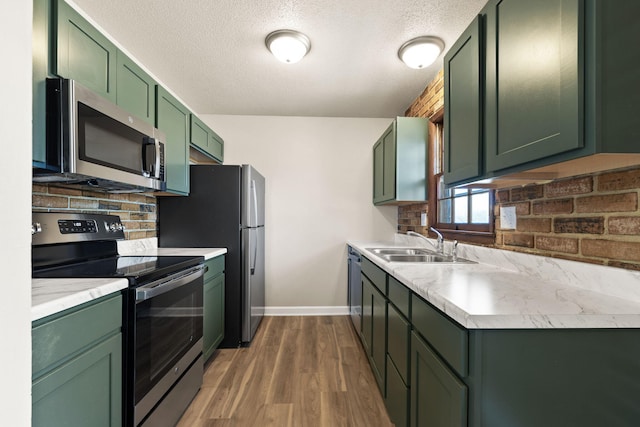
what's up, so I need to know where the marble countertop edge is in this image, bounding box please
[348,239,640,330]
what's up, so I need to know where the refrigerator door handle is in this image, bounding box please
[251,179,258,227]
[251,229,257,275]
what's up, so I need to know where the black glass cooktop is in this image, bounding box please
[32,255,203,285]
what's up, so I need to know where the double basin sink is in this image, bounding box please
[366,247,476,264]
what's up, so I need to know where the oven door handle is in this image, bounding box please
[135,265,205,302]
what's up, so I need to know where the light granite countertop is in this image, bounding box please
[32,238,227,321]
[349,235,640,329]
[117,237,227,260]
[32,278,128,322]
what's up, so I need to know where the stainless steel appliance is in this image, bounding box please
[32,212,204,427]
[33,78,166,193]
[347,246,362,332]
[158,164,266,347]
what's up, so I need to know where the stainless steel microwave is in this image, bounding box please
[33,78,166,192]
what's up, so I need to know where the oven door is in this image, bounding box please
[133,264,204,425]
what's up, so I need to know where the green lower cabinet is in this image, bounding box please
[156,85,190,195]
[386,355,409,427]
[361,275,386,394]
[410,331,467,427]
[203,256,225,361]
[32,293,122,427]
[32,333,122,427]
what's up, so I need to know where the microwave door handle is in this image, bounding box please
[141,137,154,177]
[135,265,205,302]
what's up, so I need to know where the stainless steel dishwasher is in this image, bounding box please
[347,246,362,333]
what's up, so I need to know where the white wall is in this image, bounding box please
[202,115,397,311]
[0,1,33,425]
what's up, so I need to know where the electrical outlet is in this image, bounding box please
[420,212,427,227]
[500,206,517,229]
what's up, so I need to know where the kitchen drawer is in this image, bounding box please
[387,302,410,385]
[32,293,122,378]
[411,294,468,377]
[362,256,386,293]
[204,255,225,282]
[388,276,410,318]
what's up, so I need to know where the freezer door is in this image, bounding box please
[241,165,265,228]
[242,226,265,342]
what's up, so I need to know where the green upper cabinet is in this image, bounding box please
[190,114,224,163]
[484,0,582,173]
[373,117,428,205]
[443,15,483,186]
[156,86,190,195]
[33,0,51,168]
[116,50,156,125]
[53,0,117,102]
[445,0,640,187]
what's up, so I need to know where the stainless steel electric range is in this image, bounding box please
[32,212,205,427]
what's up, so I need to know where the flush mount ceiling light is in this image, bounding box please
[398,36,445,69]
[265,29,311,64]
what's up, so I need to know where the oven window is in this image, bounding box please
[134,277,203,402]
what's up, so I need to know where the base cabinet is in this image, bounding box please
[203,255,225,361]
[32,293,122,427]
[410,331,467,427]
[361,275,386,394]
[355,254,640,427]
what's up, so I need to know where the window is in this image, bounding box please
[428,117,494,241]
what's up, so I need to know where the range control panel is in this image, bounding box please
[58,219,98,234]
[32,212,125,245]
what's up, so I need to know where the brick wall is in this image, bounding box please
[401,70,640,271]
[32,183,157,239]
[496,168,640,270]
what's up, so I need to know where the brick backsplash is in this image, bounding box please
[400,70,640,271]
[495,167,640,270]
[32,183,157,240]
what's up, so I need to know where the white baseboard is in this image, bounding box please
[264,306,349,316]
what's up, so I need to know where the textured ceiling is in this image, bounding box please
[70,0,485,118]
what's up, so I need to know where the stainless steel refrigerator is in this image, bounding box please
[158,164,265,347]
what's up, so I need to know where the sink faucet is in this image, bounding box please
[407,227,445,254]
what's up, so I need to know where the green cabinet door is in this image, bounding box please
[32,294,122,427]
[386,355,409,427]
[190,114,224,163]
[386,303,410,427]
[371,282,387,394]
[373,118,427,205]
[444,15,483,186]
[156,86,190,195]
[33,0,51,168]
[32,333,122,427]
[361,276,374,355]
[203,255,225,361]
[116,50,156,125]
[484,0,582,173]
[54,0,117,102]
[410,331,467,427]
[373,138,385,202]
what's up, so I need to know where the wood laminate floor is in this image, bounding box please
[177,316,394,427]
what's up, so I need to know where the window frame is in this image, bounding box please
[427,111,495,245]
